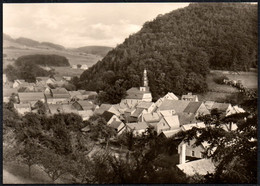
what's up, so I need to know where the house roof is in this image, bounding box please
[95,104,112,115]
[161,129,181,138]
[62,104,78,114]
[78,90,97,96]
[78,110,94,117]
[125,87,150,99]
[132,108,145,118]
[143,113,161,123]
[14,103,31,109]
[136,101,153,109]
[164,92,179,100]
[181,122,206,131]
[109,120,124,129]
[102,111,115,122]
[48,104,63,114]
[126,122,148,131]
[75,100,94,110]
[204,101,215,110]
[181,93,198,101]
[211,102,230,112]
[3,88,18,97]
[68,91,82,97]
[36,76,50,81]
[51,88,70,98]
[18,92,45,103]
[159,100,190,113]
[177,158,215,176]
[178,113,196,125]
[183,102,203,114]
[163,115,180,129]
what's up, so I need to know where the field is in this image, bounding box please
[54,66,85,77]
[198,70,257,102]
[3,47,102,69]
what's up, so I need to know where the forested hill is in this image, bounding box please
[79,3,257,101]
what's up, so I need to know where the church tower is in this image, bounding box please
[143,69,148,87]
[140,69,149,92]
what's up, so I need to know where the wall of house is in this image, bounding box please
[108,115,121,125]
[197,103,210,116]
[178,139,205,159]
[156,119,170,134]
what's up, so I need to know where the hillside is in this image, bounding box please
[79,3,257,101]
[71,46,113,57]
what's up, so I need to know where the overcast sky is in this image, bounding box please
[3,3,189,48]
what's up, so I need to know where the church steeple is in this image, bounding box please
[143,68,148,87]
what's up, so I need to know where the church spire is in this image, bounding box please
[143,68,148,87]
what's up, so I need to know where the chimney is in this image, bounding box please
[179,143,186,164]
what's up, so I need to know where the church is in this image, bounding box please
[122,69,152,104]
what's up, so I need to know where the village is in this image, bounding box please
[2,68,247,177]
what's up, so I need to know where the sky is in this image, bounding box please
[3,3,189,48]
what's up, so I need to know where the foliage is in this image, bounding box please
[78,3,257,102]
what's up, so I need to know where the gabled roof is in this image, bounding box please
[48,104,63,114]
[181,93,198,101]
[132,108,145,118]
[136,101,153,109]
[62,104,78,114]
[95,104,113,115]
[102,111,115,122]
[177,158,215,176]
[143,113,161,123]
[159,100,190,113]
[126,122,148,130]
[211,102,231,112]
[75,100,94,110]
[109,120,124,129]
[161,129,181,138]
[181,122,206,131]
[204,101,215,110]
[18,92,45,103]
[51,88,70,98]
[183,102,203,114]
[78,110,94,118]
[125,87,150,99]
[178,112,196,125]
[164,92,179,100]
[163,115,180,129]
[68,91,82,97]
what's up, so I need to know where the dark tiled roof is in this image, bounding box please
[18,92,45,103]
[183,102,203,114]
[159,100,190,113]
[102,111,115,122]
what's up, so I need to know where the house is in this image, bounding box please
[119,99,138,109]
[48,104,63,115]
[18,92,45,104]
[210,102,233,116]
[124,69,152,102]
[69,91,83,101]
[61,104,79,114]
[183,102,210,117]
[163,92,179,100]
[131,108,148,122]
[226,105,245,116]
[177,158,215,176]
[142,113,161,123]
[81,64,88,70]
[36,77,56,85]
[78,110,94,121]
[178,112,197,126]
[151,115,180,135]
[157,99,190,114]
[126,122,149,137]
[14,103,31,115]
[63,76,72,81]
[157,110,176,117]
[3,87,18,103]
[72,100,95,111]
[124,107,137,123]
[47,88,70,104]
[181,93,198,102]
[177,139,216,176]
[72,65,77,69]
[78,90,98,100]
[13,79,25,88]
[181,122,206,131]
[160,129,182,138]
[136,101,156,113]
[95,104,121,116]
[109,120,126,135]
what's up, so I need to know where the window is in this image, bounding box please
[192,151,195,157]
